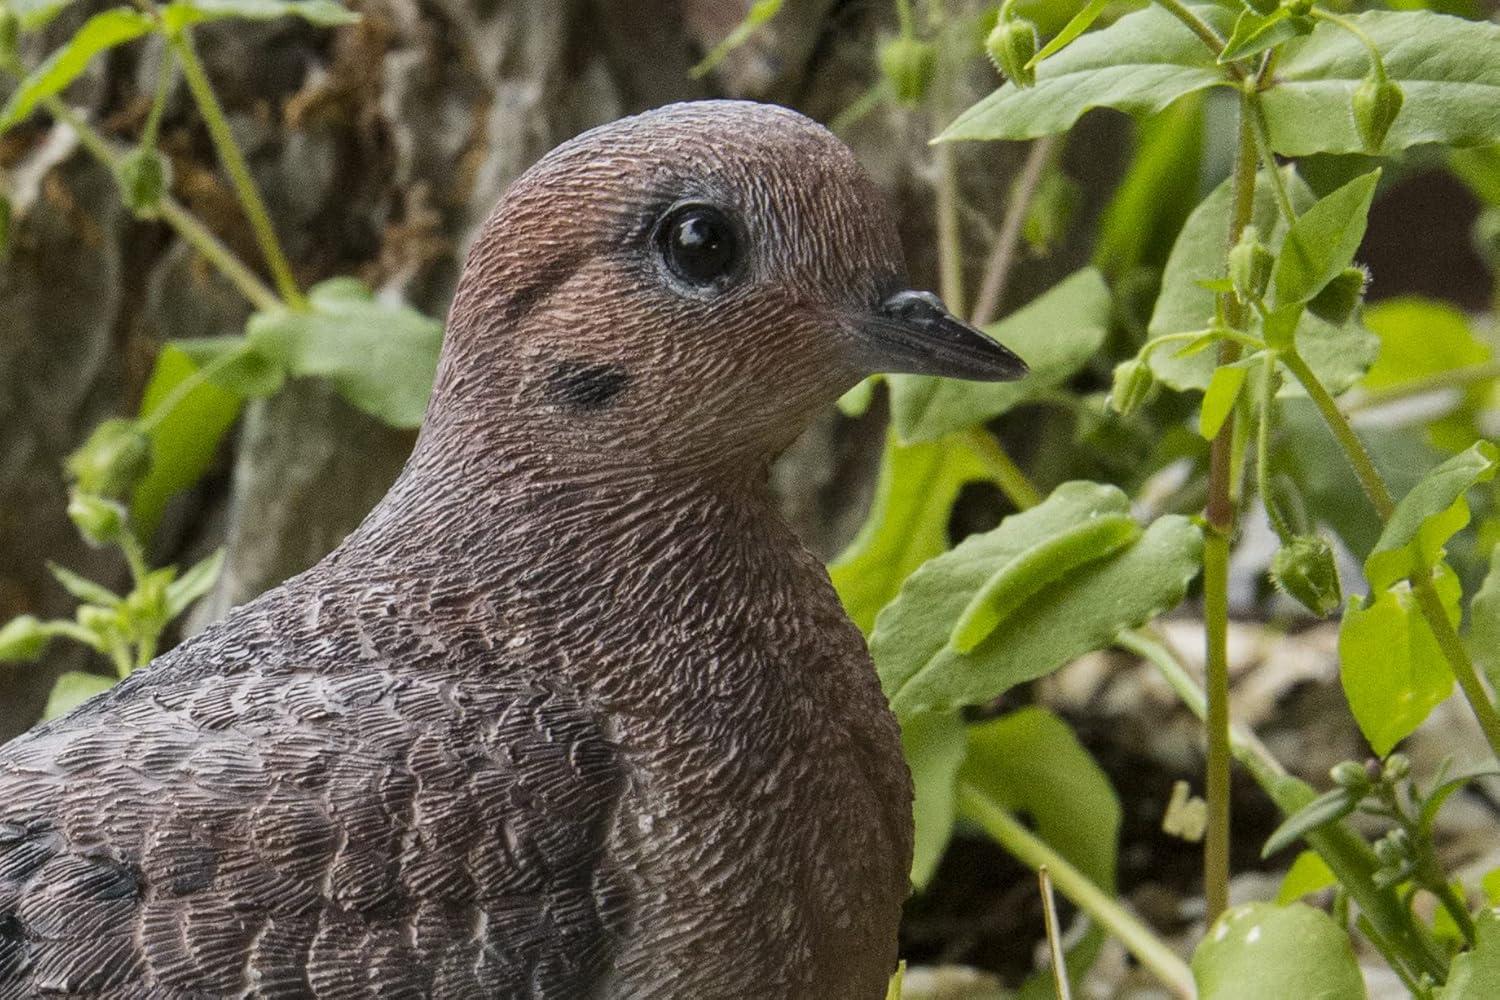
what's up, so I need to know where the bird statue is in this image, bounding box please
[0,100,1025,999]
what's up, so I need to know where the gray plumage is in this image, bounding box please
[0,100,1023,999]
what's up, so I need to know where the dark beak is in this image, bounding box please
[852,290,1028,382]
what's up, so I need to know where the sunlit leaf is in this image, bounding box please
[165,549,224,619]
[1365,441,1497,591]
[1277,850,1337,903]
[1273,170,1380,308]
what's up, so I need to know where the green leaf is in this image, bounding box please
[1467,547,1500,691]
[829,432,990,634]
[1364,298,1491,391]
[1192,902,1365,1000]
[939,5,1230,143]
[173,337,287,398]
[1262,11,1500,156]
[1273,170,1381,308]
[1277,850,1337,903]
[948,512,1139,653]
[1442,910,1500,1000]
[7,0,80,31]
[1093,96,1205,278]
[1029,0,1111,67]
[1261,786,1360,858]
[132,345,244,540]
[246,278,443,428]
[0,615,51,662]
[960,707,1120,997]
[1149,170,1377,394]
[903,712,967,890]
[0,9,154,129]
[875,481,1202,718]
[885,962,904,1000]
[1219,8,1308,65]
[164,549,224,619]
[42,670,116,720]
[1365,441,1498,591]
[161,0,358,31]
[1339,567,1461,756]
[889,269,1110,443]
[47,563,121,608]
[1198,362,1249,440]
[688,0,781,78]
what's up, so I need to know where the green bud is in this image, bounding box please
[986,18,1038,88]
[1352,75,1404,154]
[1243,0,1278,14]
[1271,534,1342,617]
[117,148,172,217]
[1382,753,1411,782]
[125,568,172,632]
[67,493,128,547]
[1329,761,1369,790]
[1307,265,1368,325]
[1283,0,1313,16]
[1228,224,1274,306]
[1373,834,1402,868]
[879,36,937,105]
[0,615,51,663]
[1108,357,1156,415]
[66,418,151,501]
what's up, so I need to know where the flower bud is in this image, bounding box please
[986,18,1038,88]
[1243,0,1278,14]
[0,615,50,663]
[1271,534,1342,617]
[1108,357,1156,415]
[117,148,172,217]
[1307,265,1368,325]
[1329,761,1369,790]
[67,493,127,547]
[1352,75,1403,154]
[1228,225,1274,306]
[879,36,937,105]
[1283,0,1313,16]
[1382,753,1411,782]
[66,418,151,501]
[1373,832,1403,867]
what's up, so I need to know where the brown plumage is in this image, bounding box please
[0,101,1023,998]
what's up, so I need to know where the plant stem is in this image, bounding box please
[1279,347,1393,518]
[1151,0,1231,63]
[1037,867,1073,1000]
[957,783,1196,999]
[934,139,965,314]
[1119,628,1450,984]
[965,427,1042,509]
[170,28,306,309]
[1245,95,1297,225]
[1255,355,1294,542]
[41,96,282,311]
[1411,576,1500,757]
[140,47,176,152]
[971,135,1059,326]
[1310,9,1388,81]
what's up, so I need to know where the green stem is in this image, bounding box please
[1255,354,1294,542]
[41,95,282,311]
[1279,347,1394,518]
[1411,575,1500,759]
[965,427,1042,509]
[118,531,151,587]
[140,48,175,152]
[934,139,965,315]
[1119,628,1450,984]
[957,783,1196,999]
[1037,868,1074,1000]
[1151,0,1234,67]
[170,28,306,309]
[1429,873,1477,947]
[41,620,107,653]
[1245,94,1297,225]
[1358,916,1430,998]
[971,135,1060,326]
[1311,9,1388,82]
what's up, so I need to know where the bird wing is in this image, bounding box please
[0,661,625,999]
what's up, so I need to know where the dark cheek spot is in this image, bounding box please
[544,361,630,411]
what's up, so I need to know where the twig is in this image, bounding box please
[971,135,1059,327]
[1038,866,1073,1000]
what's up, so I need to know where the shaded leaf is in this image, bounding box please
[1029,0,1111,67]
[43,671,116,720]
[8,0,79,31]
[1192,902,1365,1000]
[889,269,1110,443]
[0,9,154,129]
[940,5,1230,142]
[1468,547,1500,690]
[1273,170,1381,308]
[1263,11,1500,156]
[829,432,989,634]
[1219,8,1308,65]
[875,482,1202,717]
[1339,567,1461,756]
[1093,96,1205,278]
[132,345,244,540]
[902,712,966,890]
[1365,441,1498,591]
[173,337,287,398]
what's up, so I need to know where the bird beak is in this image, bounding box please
[851,290,1028,382]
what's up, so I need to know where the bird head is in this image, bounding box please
[428,100,1026,474]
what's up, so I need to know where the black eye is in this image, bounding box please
[655,204,741,288]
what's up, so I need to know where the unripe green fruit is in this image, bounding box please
[986,18,1037,88]
[1271,534,1342,617]
[118,148,172,217]
[1108,357,1156,415]
[1228,224,1274,306]
[1352,75,1404,154]
[879,36,937,105]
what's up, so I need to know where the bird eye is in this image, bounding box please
[654,204,741,289]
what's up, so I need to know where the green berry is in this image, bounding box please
[986,18,1038,88]
[1271,534,1342,618]
[879,36,937,105]
[1352,75,1404,154]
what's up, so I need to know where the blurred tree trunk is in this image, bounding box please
[0,0,1053,738]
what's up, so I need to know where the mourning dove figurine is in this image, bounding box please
[0,101,1025,999]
